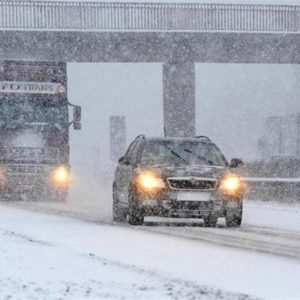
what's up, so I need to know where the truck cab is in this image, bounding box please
[0,61,81,201]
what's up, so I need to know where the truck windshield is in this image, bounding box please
[0,96,67,130]
[140,140,227,167]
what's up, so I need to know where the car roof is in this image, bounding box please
[144,136,212,143]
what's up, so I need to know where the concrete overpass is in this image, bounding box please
[1,1,300,136]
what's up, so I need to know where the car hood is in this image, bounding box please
[137,164,227,179]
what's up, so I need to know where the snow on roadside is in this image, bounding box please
[0,205,299,299]
[0,228,254,300]
[244,200,300,231]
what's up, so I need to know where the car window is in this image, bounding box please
[129,140,143,164]
[140,140,227,166]
[123,139,143,164]
[123,140,138,163]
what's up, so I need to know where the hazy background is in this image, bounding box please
[68,63,300,178]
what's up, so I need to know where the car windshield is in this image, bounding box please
[140,140,227,166]
[0,96,67,130]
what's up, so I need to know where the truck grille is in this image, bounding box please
[168,177,217,190]
[4,164,45,174]
[9,174,40,185]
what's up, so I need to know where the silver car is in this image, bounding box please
[112,135,245,227]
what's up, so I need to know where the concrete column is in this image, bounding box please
[163,62,195,137]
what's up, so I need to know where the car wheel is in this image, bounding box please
[203,216,218,227]
[127,188,144,225]
[225,203,242,227]
[112,183,127,222]
[225,200,243,228]
[225,213,242,227]
[113,202,127,223]
[128,206,144,225]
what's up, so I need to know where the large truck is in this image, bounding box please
[0,61,81,201]
[258,113,300,160]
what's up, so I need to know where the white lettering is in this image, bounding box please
[0,81,64,95]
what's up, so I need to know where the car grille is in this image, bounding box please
[168,177,217,190]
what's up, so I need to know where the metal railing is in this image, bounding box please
[1,1,300,32]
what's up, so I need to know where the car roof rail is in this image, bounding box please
[195,135,211,142]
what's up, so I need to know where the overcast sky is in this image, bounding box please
[67,63,300,178]
[58,0,300,176]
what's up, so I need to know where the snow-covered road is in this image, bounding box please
[1,191,300,299]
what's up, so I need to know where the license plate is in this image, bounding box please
[177,192,211,202]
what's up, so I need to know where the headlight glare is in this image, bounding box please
[137,172,166,190]
[51,165,70,186]
[220,174,243,195]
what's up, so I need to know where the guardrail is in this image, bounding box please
[1,1,300,32]
[244,177,300,183]
[244,177,300,201]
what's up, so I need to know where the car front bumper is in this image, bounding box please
[134,190,242,219]
[140,199,224,218]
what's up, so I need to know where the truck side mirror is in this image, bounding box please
[73,106,82,130]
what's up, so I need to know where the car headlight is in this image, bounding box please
[220,174,243,195]
[137,172,166,190]
[51,165,70,186]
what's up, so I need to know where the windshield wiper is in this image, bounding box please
[162,144,189,164]
[183,148,215,165]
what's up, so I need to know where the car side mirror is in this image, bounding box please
[73,105,82,130]
[230,158,243,168]
[118,156,130,165]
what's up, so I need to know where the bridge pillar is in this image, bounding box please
[163,62,195,137]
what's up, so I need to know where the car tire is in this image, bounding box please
[128,188,144,225]
[128,206,144,225]
[225,203,243,227]
[225,213,242,227]
[203,216,218,227]
[113,202,127,223]
[225,200,243,228]
[112,183,127,223]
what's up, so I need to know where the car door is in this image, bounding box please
[115,140,139,205]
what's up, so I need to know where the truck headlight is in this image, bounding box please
[220,174,243,195]
[51,165,70,186]
[0,169,5,185]
[137,172,166,190]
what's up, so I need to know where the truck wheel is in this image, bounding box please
[225,212,242,227]
[45,190,67,201]
[203,216,218,227]
[56,191,68,201]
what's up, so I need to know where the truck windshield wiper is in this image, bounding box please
[183,148,214,165]
[162,144,189,164]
